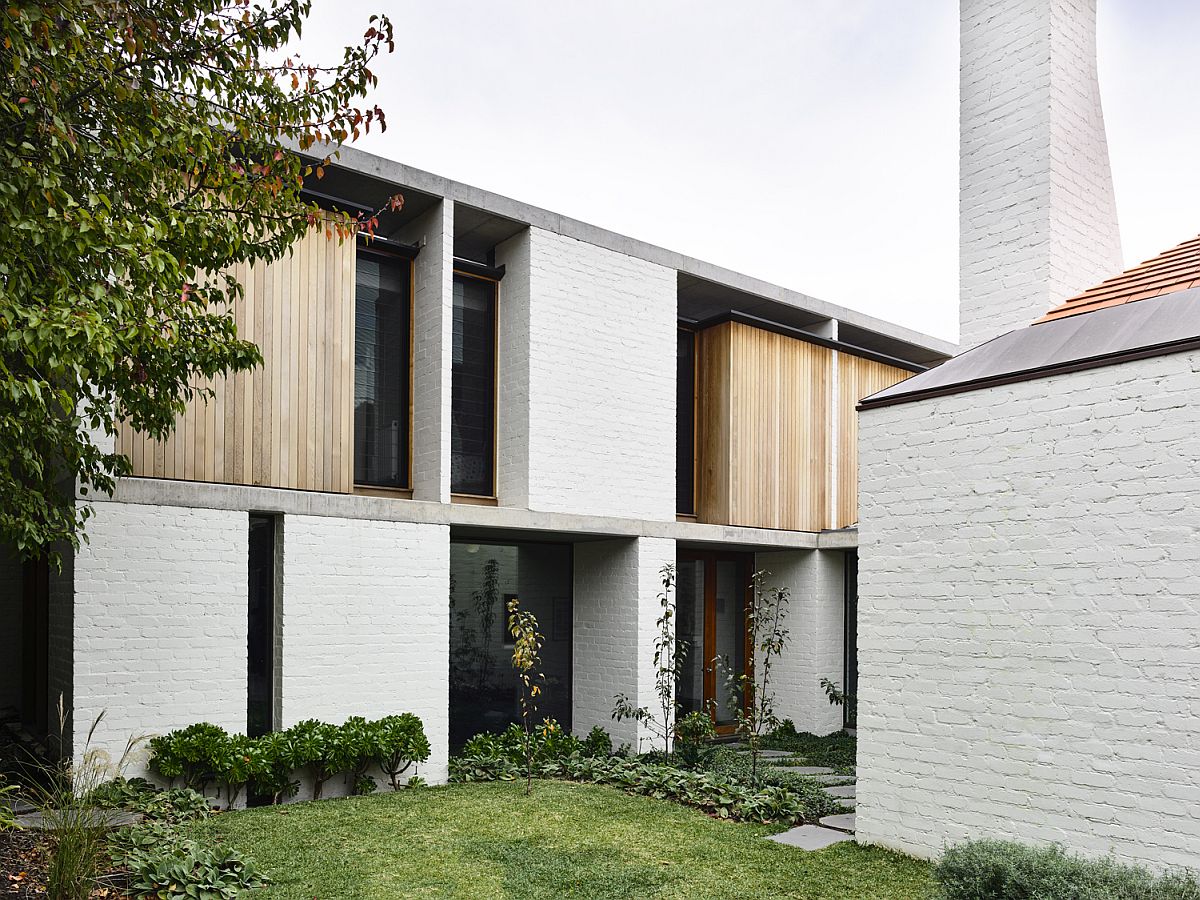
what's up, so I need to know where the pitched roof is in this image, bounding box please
[1037,234,1200,324]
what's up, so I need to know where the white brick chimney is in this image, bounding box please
[959,0,1122,349]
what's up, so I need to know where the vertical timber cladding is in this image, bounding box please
[117,228,356,492]
[697,321,831,531]
[835,354,911,528]
[696,320,912,531]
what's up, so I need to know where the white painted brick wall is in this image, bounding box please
[280,515,450,784]
[573,537,675,751]
[495,229,532,508]
[757,550,845,736]
[406,200,453,503]
[857,350,1200,871]
[960,0,1122,349]
[0,545,22,714]
[521,228,677,520]
[71,502,247,774]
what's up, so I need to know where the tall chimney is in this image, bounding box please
[959,0,1122,349]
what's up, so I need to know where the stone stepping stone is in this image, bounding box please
[839,797,857,809]
[819,813,856,834]
[825,784,856,799]
[745,749,794,759]
[766,824,853,850]
[773,766,836,776]
[15,809,142,830]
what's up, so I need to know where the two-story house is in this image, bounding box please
[1,147,952,782]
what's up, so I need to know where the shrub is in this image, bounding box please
[111,821,268,899]
[373,713,432,791]
[935,839,1200,900]
[673,711,717,769]
[148,723,230,793]
[582,726,612,758]
[286,719,341,799]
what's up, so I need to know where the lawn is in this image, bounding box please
[189,780,932,900]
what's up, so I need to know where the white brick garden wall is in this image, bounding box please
[573,537,676,751]
[757,549,845,736]
[519,227,677,521]
[856,350,1200,871]
[70,502,248,774]
[280,515,451,784]
[959,0,1122,349]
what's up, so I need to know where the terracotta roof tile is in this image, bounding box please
[1037,235,1200,323]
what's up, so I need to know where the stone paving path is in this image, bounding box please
[727,747,857,850]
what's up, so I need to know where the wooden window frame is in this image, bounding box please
[352,239,416,493]
[450,269,500,502]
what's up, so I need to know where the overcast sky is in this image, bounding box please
[295,1,1200,344]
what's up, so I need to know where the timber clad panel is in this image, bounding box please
[695,321,908,531]
[836,354,910,527]
[697,322,831,531]
[117,229,355,493]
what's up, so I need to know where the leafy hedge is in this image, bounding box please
[936,840,1200,900]
[149,714,430,807]
[450,722,825,826]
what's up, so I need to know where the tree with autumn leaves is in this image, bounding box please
[0,1,398,561]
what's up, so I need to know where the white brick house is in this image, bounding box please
[855,0,1200,871]
[0,147,951,784]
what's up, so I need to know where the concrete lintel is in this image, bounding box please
[103,478,824,550]
[324,145,956,361]
[817,528,859,550]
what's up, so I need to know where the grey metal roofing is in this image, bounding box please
[859,287,1200,409]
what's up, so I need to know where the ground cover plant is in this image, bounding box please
[935,839,1200,900]
[762,720,857,774]
[189,779,934,900]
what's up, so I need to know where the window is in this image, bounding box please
[449,541,572,748]
[677,328,697,514]
[451,273,497,496]
[354,246,411,488]
[247,515,277,739]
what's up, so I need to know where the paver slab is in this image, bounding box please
[766,825,853,850]
[825,784,856,799]
[773,766,836,776]
[818,813,856,834]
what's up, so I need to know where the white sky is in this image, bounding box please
[295,0,1200,344]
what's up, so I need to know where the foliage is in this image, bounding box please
[0,776,18,832]
[26,701,146,900]
[935,839,1200,900]
[89,777,212,823]
[111,821,268,900]
[191,780,934,900]
[820,677,857,726]
[761,720,857,774]
[507,596,546,796]
[372,714,431,792]
[612,564,686,754]
[149,712,432,805]
[720,570,790,785]
[0,0,399,561]
[673,711,717,769]
[582,725,613,758]
[450,720,608,781]
[705,748,842,821]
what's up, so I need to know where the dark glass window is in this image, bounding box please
[354,247,411,487]
[247,515,276,739]
[449,541,572,749]
[451,274,497,496]
[677,329,696,514]
[844,551,858,730]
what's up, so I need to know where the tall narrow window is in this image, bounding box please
[676,328,697,514]
[247,515,276,738]
[451,273,497,496]
[354,246,411,488]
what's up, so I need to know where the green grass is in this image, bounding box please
[188,780,932,900]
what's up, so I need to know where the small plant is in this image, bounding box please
[287,719,341,800]
[507,596,547,796]
[373,714,432,791]
[111,821,269,899]
[353,774,378,795]
[673,710,717,769]
[612,564,686,753]
[820,677,857,726]
[582,725,612,758]
[0,776,18,832]
[246,731,299,804]
[406,775,427,789]
[720,570,790,785]
[148,722,230,794]
[89,778,212,823]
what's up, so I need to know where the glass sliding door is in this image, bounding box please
[675,550,752,731]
